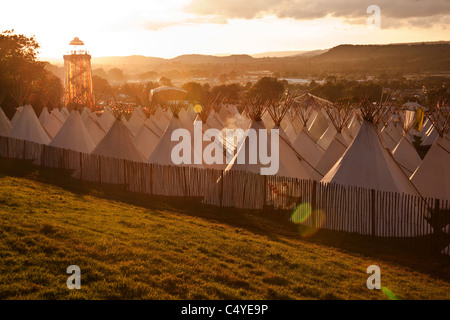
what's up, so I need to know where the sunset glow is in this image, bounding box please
[1,0,449,59]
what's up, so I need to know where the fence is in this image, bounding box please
[0,135,448,256]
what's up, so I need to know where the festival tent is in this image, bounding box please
[411,136,450,201]
[416,118,431,139]
[147,115,204,167]
[280,117,298,143]
[10,106,23,127]
[422,125,439,145]
[184,103,198,123]
[148,88,204,167]
[379,126,398,150]
[151,86,186,131]
[280,106,303,143]
[291,94,325,167]
[317,125,337,150]
[410,104,450,201]
[392,108,422,176]
[133,120,161,159]
[308,112,330,142]
[315,132,348,176]
[307,98,330,143]
[152,109,171,132]
[92,119,145,162]
[145,115,165,136]
[392,137,422,176]
[43,109,65,139]
[8,105,50,144]
[120,116,134,136]
[225,119,279,174]
[292,126,325,167]
[315,102,355,176]
[0,107,12,137]
[347,113,362,138]
[98,106,116,132]
[39,107,50,125]
[49,110,96,153]
[266,93,317,179]
[83,112,106,145]
[60,106,70,120]
[321,120,419,195]
[208,110,226,129]
[185,93,232,170]
[225,96,283,175]
[80,107,91,123]
[261,110,275,129]
[128,106,146,136]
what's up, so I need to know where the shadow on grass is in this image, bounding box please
[1,157,449,283]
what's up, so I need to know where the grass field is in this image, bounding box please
[0,158,449,300]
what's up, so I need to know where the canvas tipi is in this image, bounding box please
[0,107,12,137]
[321,98,419,196]
[9,105,50,144]
[410,102,450,201]
[49,110,96,153]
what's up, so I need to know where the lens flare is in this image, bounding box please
[291,202,312,224]
[194,104,202,113]
[382,287,400,300]
[291,203,326,238]
[298,210,326,238]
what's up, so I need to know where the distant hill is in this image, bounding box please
[41,41,450,79]
[292,49,329,58]
[251,50,309,58]
[251,49,328,58]
[171,54,254,64]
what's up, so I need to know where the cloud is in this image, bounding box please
[142,15,228,31]
[184,0,450,28]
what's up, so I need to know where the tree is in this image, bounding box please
[159,76,172,87]
[108,68,124,81]
[182,82,204,102]
[248,77,285,101]
[0,30,62,118]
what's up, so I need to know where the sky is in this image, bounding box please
[1,0,449,59]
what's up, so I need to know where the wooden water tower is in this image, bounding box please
[63,37,94,110]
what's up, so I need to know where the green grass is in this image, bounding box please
[0,158,449,300]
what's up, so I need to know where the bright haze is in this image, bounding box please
[1,0,449,59]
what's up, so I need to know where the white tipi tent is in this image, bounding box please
[321,120,418,195]
[392,109,423,176]
[49,110,96,153]
[128,106,146,136]
[133,120,161,159]
[410,103,450,202]
[39,107,50,125]
[10,106,23,127]
[410,136,450,201]
[266,92,317,180]
[147,112,203,167]
[98,106,116,132]
[315,102,355,176]
[225,96,278,175]
[43,108,65,139]
[92,119,145,162]
[83,112,107,145]
[0,107,12,137]
[9,105,50,144]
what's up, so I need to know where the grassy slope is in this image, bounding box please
[0,158,449,300]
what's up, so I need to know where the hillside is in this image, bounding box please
[0,158,449,299]
[42,41,450,78]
